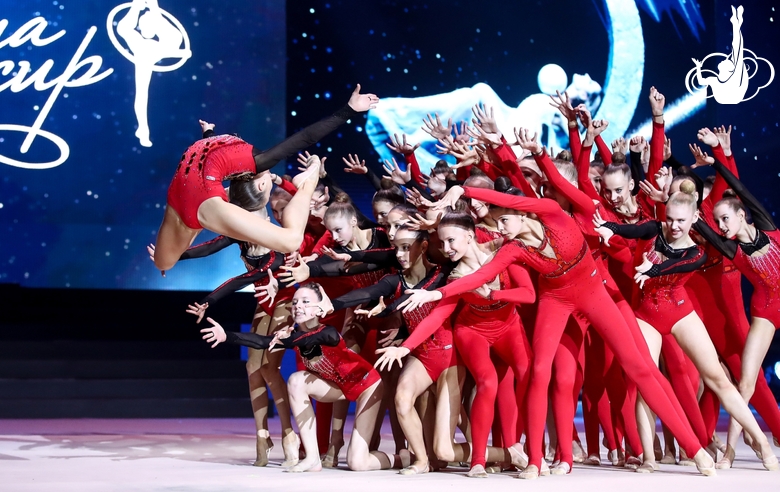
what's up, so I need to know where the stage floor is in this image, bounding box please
[1,417,777,491]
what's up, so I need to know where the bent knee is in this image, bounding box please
[434,442,455,462]
[286,371,308,394]
[346,454,371,472]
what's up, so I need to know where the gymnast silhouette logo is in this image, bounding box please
[685,5,774,104]
[106,0,191,147]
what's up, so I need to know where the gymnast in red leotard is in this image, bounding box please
[692,130,780,466]
[200,283,405,473]
[376,212,533,478]
[594,185,779,472]
[399,185,716,478]
[151,86,379,274]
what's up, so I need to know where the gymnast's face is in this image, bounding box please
[602,173,633,208]
[270,196,289,223]
[589,166,603,194]
[713,202,745,238]
[372,199,395,227]
[325,215,356,247]
[437,225,472,262]
[491,208,525,240]
[386,210,410,241]
[292,288,322,324]
[394,230,426,271]
[665,203,695,240]
[470,197,489,220]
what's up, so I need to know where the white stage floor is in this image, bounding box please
[1,417,777,491]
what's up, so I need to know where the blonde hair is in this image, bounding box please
[667,181,697,211]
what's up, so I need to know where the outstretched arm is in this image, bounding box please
[438,242,525,299]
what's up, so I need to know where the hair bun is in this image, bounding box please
[333,192,352,204]
[679,180,696,195]
[721,188,737,199]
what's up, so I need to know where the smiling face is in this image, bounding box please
[291,287,322,324]
[490,207,525,240]
[602,173,633,208]
[665,202,695,240]
[393,229,426,270]
[372,200,395,227]
[713,202,745,238]
[437,225,472,261]
[324,215,356,246]
[470,197,489,219]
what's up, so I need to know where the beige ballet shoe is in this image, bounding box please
[572,440,585,463]
[715,446,735,469]
[763,454,780,471]
[466,464,489,478]
[659,452,676,465]
[253,432,273,467]
[693,448,717,477]
[485,463,501,474]
[280,433,300,468]
[540,460,551,476]
[285,458,323,473]
[518,464,541,480]
[583,454,601,466]
[624,456,642,469]
[508,444,529,469]
[550,461,571,475]
[399,462,430,475]
[320,439,343,468]
[711,433,727,454]
[635,461,659,473]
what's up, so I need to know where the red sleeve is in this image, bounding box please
[493,141,535,195]
[455,166,471,181]
[278,178,298,196]
[647,122,665,187]
[463,186,564,220]
[438,242,525,299]
[401,297,458,350]
[475,158,502,181]
[568,125,582,163]
[636,193,659,220]
[594,135,612,166]
[576,144,602,201]
[533,149,596,216]
[489,264,535,304]
[405,152,425,185]
[312,231,335,256]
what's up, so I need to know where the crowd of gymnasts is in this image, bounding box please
[148,83,780,478]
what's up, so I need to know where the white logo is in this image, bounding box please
[107,0,191,147]
[685,5,774,104]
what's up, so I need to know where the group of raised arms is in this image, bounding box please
[147,83,780,479]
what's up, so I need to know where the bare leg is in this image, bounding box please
[286,371,345,472]
[246,309,272,466]
[395,357,434,474]
[260,300,298,466]
[635,319,661,473]
[153,205,201,271]
[673,312,778,471]
[347,381,394,471]
[322,400,348,467]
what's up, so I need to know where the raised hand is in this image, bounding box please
[321,246,351,262]
[396,288,443,313]
[374,346,411,371]
[514,127,543,154]
[347,84,380,112]
[589,119,609,138]
[633,252,653,289]
[714,125,732,154]
[198,119,215,133]
[575,104,592,129]
[448,141,481,168]
[342,154,367,174]
[404,187,427,208]
[471,104,499,134]
[663,136,673,161]
[629,135,646,153]
[466,123,501,147]
[407,211,442,231]
[638,178,669,203]
[186,301,209,323]
[268,326,294,350]
[254,275,279,306]
[200,317,227,348]
[383,157,412,185]
[279,253,311,286]
[386,133,421,155]
[592,208,615,247]
[310,185,329,213]
[354,296,386,318]
[611,137,629,155]
[422,113,453,140]
[697,128,719,147]
[453,121,471,144]
[297,151,327,178]
[430,185,465,212]
[427,175,447,198]
[293,156,321,190]
[688,143,715,168]
[548,90,577,122]
[649,86,666,118]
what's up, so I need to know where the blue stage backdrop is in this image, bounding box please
[0,0,285,290]
[2,0,779,291]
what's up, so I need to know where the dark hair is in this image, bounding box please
[469,167,486,177]
[323,192,357,221]
[298,282,324,301]
[590,160,606,173]
[603,162,631,180]
[494,176,514,193]
[715,194,745,215]
[489,182,525,212]
[373,187,405,207]
[380,176,396,189]
[438,211,476,232]
[556,149,573,162]
[394,223,429,243]
[433,160,451,176]
[389,202,420,218]
[229,177,268,212]
[463,174,494,190]
[611,151,626,164]
[270,184,292,202]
